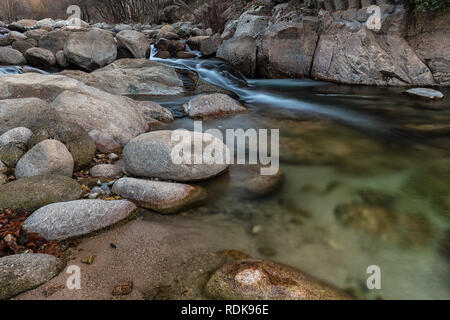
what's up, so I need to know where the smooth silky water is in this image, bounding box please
[2,57,449,299]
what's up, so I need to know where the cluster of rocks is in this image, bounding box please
[215,0,450,86]
[0,17,222,71]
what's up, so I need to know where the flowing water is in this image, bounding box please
[2,55,450,299]
[147,50,450,300]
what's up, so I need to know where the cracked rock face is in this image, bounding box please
[0,253,64,300]
[23,200,137,240]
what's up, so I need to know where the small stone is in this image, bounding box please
[112,280,133,296]
[81,255,95,265]
[0,127,33,148]
[90,164,122,178]
[108,153,119,161]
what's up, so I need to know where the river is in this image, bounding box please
[1,55,449,299]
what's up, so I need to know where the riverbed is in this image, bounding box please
[3,60,449,300]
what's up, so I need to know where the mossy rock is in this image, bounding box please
[0,175,84,213]
[28,121,96,170]
[0,142,27,168]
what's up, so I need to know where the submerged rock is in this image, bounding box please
[23,200,137,240]
[112,177,206,214]
[205,259,350,300]
[183,93,247,119]
[15,139,74,179]
[122,130,229,182]
[0,175,84,212]
[231,166,284,199]
[335,203,433,247]
[0,253,63,300]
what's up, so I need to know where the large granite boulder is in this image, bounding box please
[38,29,70,53]
[116,30,150,59]
[64,29,117,71]
[23,200,137,240]
[0,175,84,212]
[0,74,149,147]
[122,130,229,182]
[0,253,63,300]
[258,20,319,78]
[60,59,184,96]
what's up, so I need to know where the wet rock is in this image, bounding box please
[0,47,26,65]
[60,59,184,96]
[335,203,433,247]
[64,29,117,71]
[0,98,60,134]
[116,30,150,59]
[24,47,56,69]
[175,51,197,59]
[23,200,137,240]
[123,130,229,182]
[187,35,222,56]
[28,121,96,170]
[217,36,257,77]
[0,253,63,300]
[135,101,174,123]
[0,127,33,149]
[183,93,246,119]
[8,22,27,32]
[205,259,351,300]
[0,175,84,213]
[112,177,206,214]
[0,142,26,168]
[90,164,122,178]
[231,166,284,198]
[15,139,74,179]
[405,88,444,100]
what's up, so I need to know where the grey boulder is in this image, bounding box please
[112,177,206,214]
[15,139,74,179]
[0,253,63,300]
[122,130,229,182]
[23,200,137,240]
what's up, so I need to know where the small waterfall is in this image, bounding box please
[149,45,386,132]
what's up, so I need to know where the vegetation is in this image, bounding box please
[408,0,450,13]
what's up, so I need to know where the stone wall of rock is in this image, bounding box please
[216,0,450,86]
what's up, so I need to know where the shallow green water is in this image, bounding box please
[156,80,450,300]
